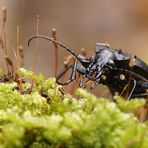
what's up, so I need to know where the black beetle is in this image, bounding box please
[28,35,148,100]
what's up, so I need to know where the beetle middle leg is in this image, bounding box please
[116,78,137,100]
[120,79,148,99]
[130,81,148,98]
[126,80,137,100]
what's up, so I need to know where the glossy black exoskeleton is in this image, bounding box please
[28,35,148,100]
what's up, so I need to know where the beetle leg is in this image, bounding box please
[83,79,91,88]
[120,84,129,96]
[56,58,78,85]
[56,58,87,85]
[56,64,73,85]
[79,74,86,87]
[90,78,100,90]
[79,68,96,87]
[127,80,148,98]
[127,80,137,100]
[130,81,148,98]
[131,92,148,98]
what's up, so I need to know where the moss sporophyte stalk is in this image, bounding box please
[0,68,147,148]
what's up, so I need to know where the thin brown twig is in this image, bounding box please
[0,7,11,73]
[16,26,23,93]
[0,7,7,37]
[0,7,8,72]
[0,22,6,38]
[0,37,4,49]
[4,55,14,75]
[52,28,58,76]
[138,96,148,121]
[10,40,19,70]
[32,14,40,72]
[3,31,10,73]
[18,45,24,67]
[100,88,109,97]
[16,26,21,67]
[30,15,40,93]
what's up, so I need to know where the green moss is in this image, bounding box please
[0,68,147,148]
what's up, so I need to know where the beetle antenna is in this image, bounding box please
[28,35,79,58]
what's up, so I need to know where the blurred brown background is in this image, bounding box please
[0,0,148,93]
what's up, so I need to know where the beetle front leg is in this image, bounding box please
[56,64,72,85]
[56,58,78,85]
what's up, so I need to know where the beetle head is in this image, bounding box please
[86,43,115,80]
